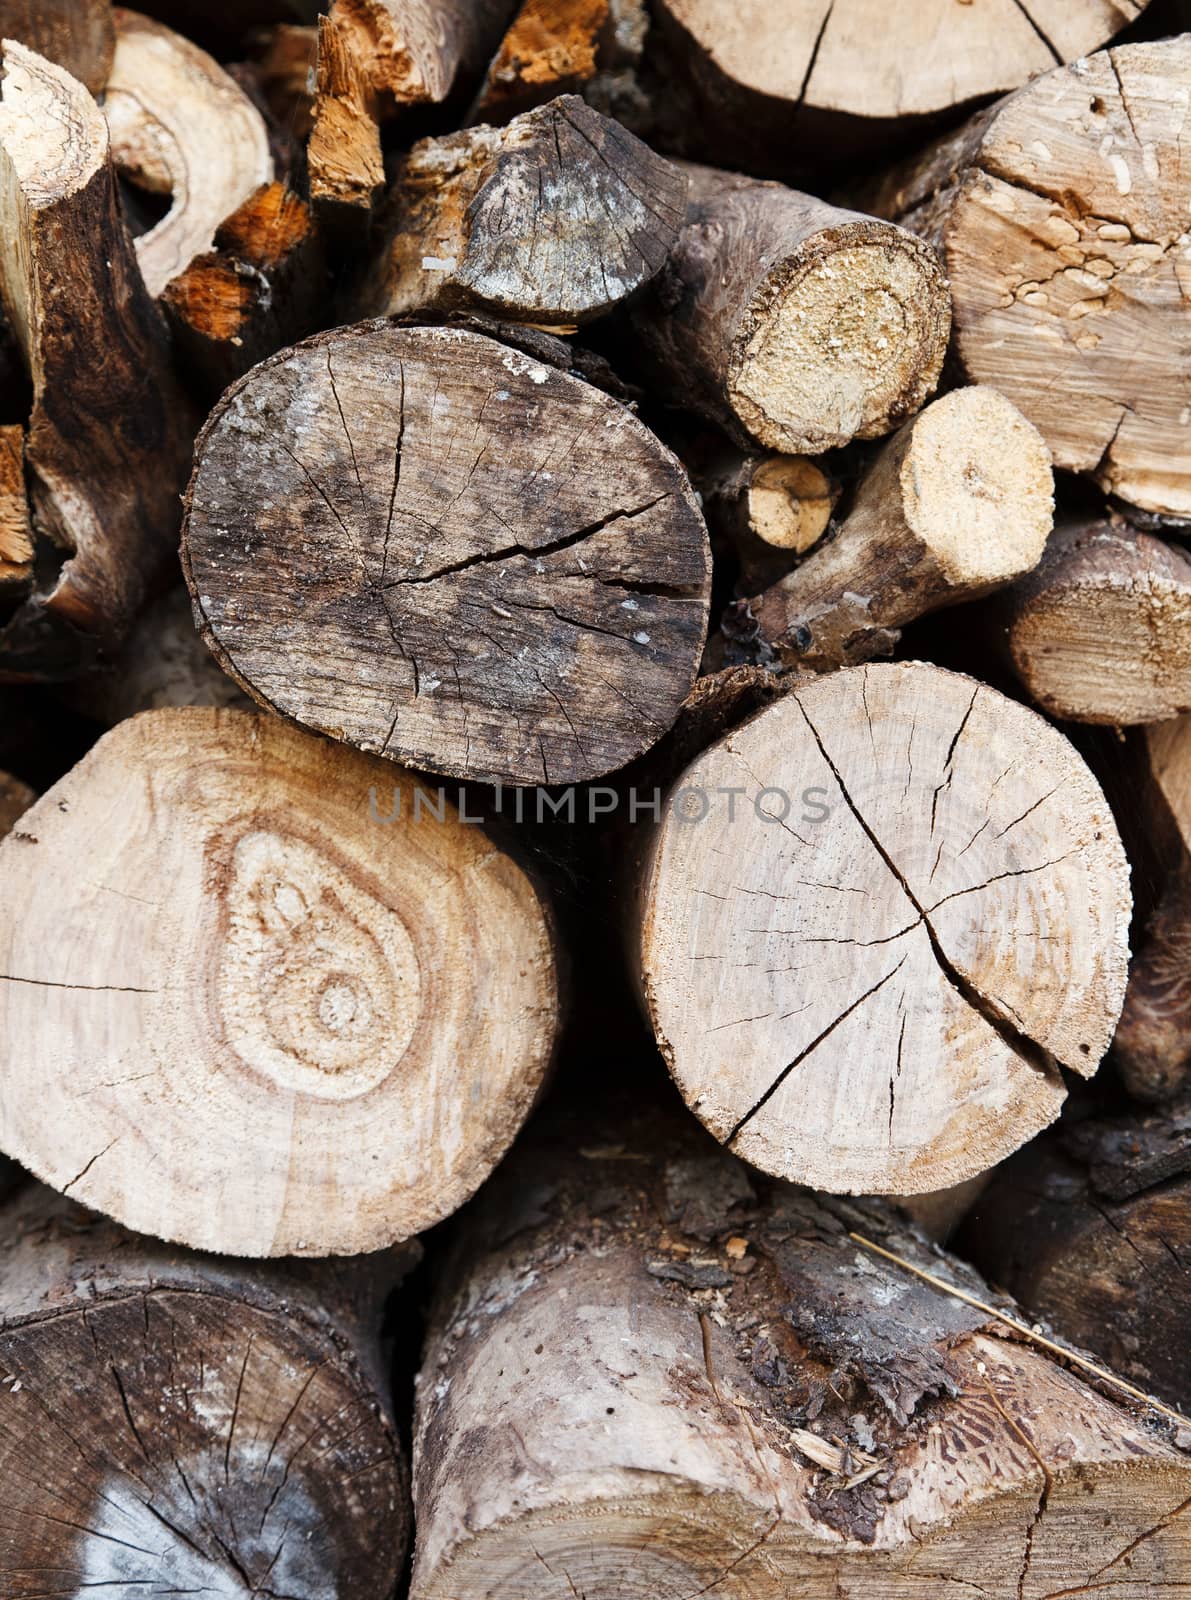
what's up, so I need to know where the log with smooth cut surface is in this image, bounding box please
[0,1184,412,1598]
[182,323,712,787]
[636,661,1131,1194]
[869,38,1191,520]
[631,163,950,454]
[0,708,559,1255]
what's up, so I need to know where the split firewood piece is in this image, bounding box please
[469,0,647,123]
[868,39,1191,519]
[651,0,1145,163]
[0,708,559,1255]
[0,1183,413,1595]
[162,182,326,397]
[413,1101,1190,1599]
[0,42,194,678]
[182,323,711,786]
[0,0,114,93]
[360,95,685,324]
[308,0,515,226]
[698,446,838,594]
[963,1102,1191,1410]
[635,661,1131,1195]
[1001,519,1191,725]
[103,9,274,299]
[747,388,1053,669]
[0,768,31,836]
[0,427,31,604]
[1115,715,1191,1102]
[631,163,950,454]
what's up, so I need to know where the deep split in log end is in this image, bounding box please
[182,322,712,787]
[636,660,1131,1194]
[0,708,559,1255]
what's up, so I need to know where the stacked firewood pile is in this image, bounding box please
[0,0,1189,1593]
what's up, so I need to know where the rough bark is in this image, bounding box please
[746,388,1053,669]
[0,0,114,93]
[631,163,950,455]
[182,322,712,787]
[698,446,838,595]
[1001,519,1191,725]
[0,707,560,1255]
[469,0,648,122]
[0,41,194,679]
[359,95,686,325]
[962,1100,1191,1410]
[0,424,30,603]
[0,1182,413,1598]
[1115,715,1191,1101]
[162,181,327,399]
[635,660,1132,1194]
[308,0,515,226]
[868,39,1191,520]
[103,8,274,300]
[413,1097,1191,1599]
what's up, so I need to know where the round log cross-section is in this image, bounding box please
[182,323,712,786]
[0,708,559,1256]
[636,661,1132,1194]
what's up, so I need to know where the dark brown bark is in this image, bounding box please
[0,425,31,604]
[0,1183,414,1598]
[0,0,114,93]
[0,42,194,680]
[241,21,318,142]
[182,322,711,786]
[962,1101,1191,1410]
[696,446,838,596]
[359,95,686,325]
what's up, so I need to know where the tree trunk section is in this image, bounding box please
[867,39,1191,520]
[746,387,1053,668]
[698,446,838,596]
[182,322,712,787]
[359,94,686,325]
[630,162,950,455]
[962,1100,1191,1410]
[0,41,194,679]
[0,707,560,1255]
[0,0,114,92]
[0,1182,412,1597]
[412,1095,1191,1598]
[635,660,1131,1194]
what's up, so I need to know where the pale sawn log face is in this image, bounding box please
[0,708,559,1255]
[413,1112,1191,1598]
[363,95,687,324]
[182,323,712,786]
[0,1187,410,1598]
[638,661,1132,1193]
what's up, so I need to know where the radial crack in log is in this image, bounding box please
[360,95,686,325]
[0,1184,412,1597]
[182,322,712,786]
[103,9,274,299]
[0,707,559,1255]
[636,660,1131,1193]
[0,41,194,678]
[867,39,1191,520]
[631,163,950,454]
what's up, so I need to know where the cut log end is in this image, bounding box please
[0,708,559,1255]
[637,661,1131,1194]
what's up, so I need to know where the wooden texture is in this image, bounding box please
[0,1183,412,1597]
[413,1100,1191,1598]
[361,95,686,324]
[963,1102,1191,1409]
[748,388,1054,668]
[0,708,559,1255]
[1003,519,1191,725]
[636,661,1131,1194]
[183,323,712,786]
[104,8,273,299]
[162,181,327,397]
[242,22,318,142]
[0,424,30,602]
[469,0,648,122]
[308,0,515,223]
[0,0,114,92]
[0,41,193,678]
[632,163,950,454]
[700,447,838,595]
[870,40,1191,519]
